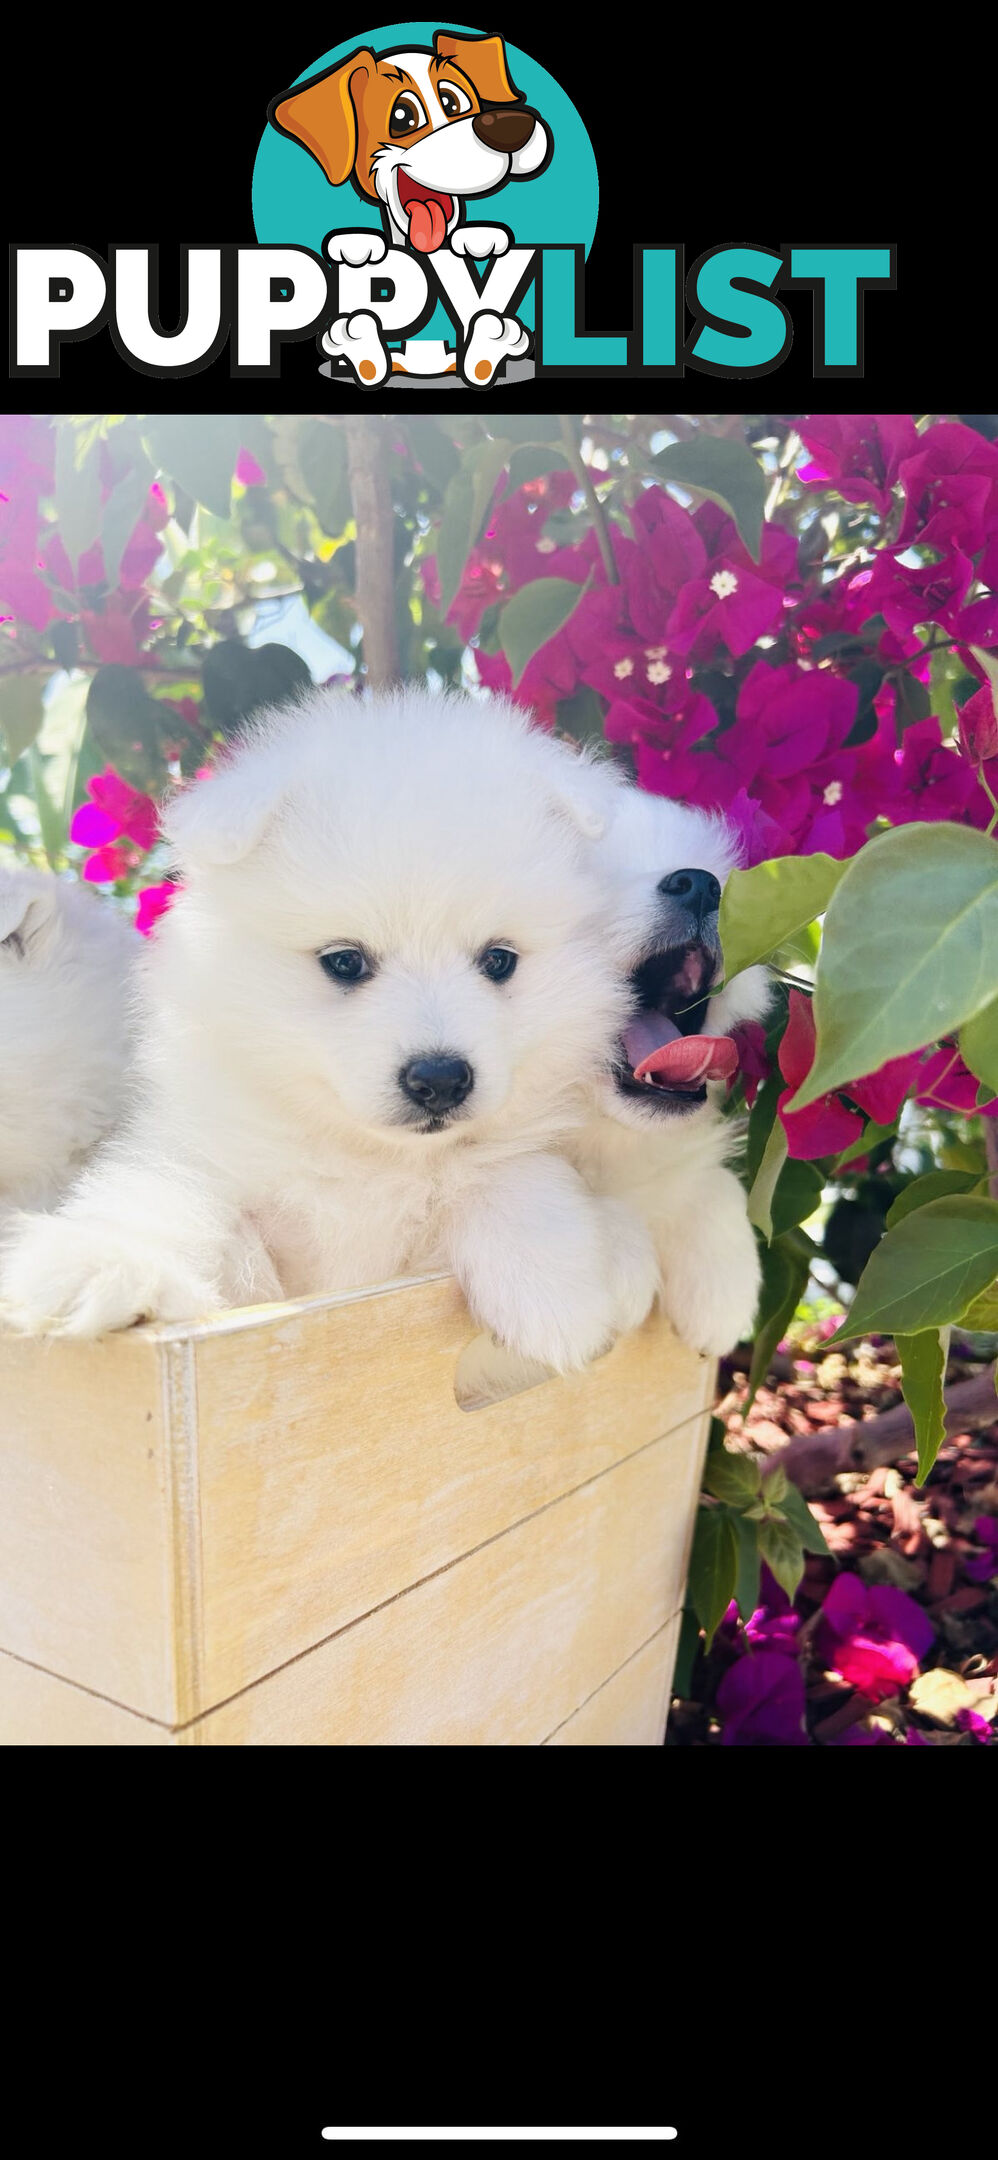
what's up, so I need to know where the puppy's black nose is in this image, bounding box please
[471,107,536,152]
[400,1055,474,1114]
[659,868,721,922]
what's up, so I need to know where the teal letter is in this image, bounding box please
[539,248,628,368]
[789,246,894,369]
[689,247,787,372]
[641,248,678,367]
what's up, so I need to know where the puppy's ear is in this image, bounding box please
[0,877,59,953]
[162,749,288,871]
[539,745,623,844]
[433,30,523,103]
[269,50,374,187]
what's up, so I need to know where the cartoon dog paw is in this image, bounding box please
[320,309,390,386]
[449,226,511,260]
[324,230,388,268]
[461,308,530,387]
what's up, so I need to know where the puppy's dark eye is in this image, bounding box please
[478,945,518,984]
[389,94,426,136]
[438,83,470,118]
[319,946,372,985]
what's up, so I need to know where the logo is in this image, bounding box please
[9,20,896,385]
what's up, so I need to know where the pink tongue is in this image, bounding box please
[407,197,447,253]
[634,1034,739,1087]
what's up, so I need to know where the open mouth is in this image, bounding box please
[614,938,735,1114]
[396,170,455,254]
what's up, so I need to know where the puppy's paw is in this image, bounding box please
[324,231,388,268]
[597,1198,661,1339]
[486,1283,616,1376]
[461,309,529,386]
[663,1242,761,1360]
[0,1214,219,1338]
[449,225,510,259]
[320,310,389,386]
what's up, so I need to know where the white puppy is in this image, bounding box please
[569,784,771,1357]
[0,691,658,1367]
[0,870,135,1221]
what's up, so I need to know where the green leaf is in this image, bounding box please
[403,419,460,496]
[961,993,998,1100]
[788,824,998,1110]
[143,415,241,522]
[886,1168,980,1229]
[778,1481,831,1557]
[27,744,65,867]
[744,1235,810,1411]
[437,467,476,615]
[502,445,572,496]
[303,420,351,538]
[86,665,175,787]
[957,1280,998,1330]
[719,853,846,981]
[833,1119,896,1173]
[757,1515,806,1603]
[499,577,588,688]
[744,1075,780,1187]
[554,685,607,748]
[0,673,47,764]
[732,1511,762,1621]
[702,1446,762,1507]
[200,642,312,732]
[769,1158,824,1239]
[99,452,155,593]
[54,421,102,571]
[896,1327,950,1484]
[687,1506,738,1644]
[672,1605,701,1700]
[651,437,768,560]
[832,1195,998,1341]
[747,1113,788,1240]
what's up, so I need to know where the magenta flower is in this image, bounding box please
[897,421,998,554]
[71,768,160,883]
[797,414,919,518]
[957,684,998,769]
[777,990,865,1158]
[728,1019,770,1106]
[716,1649,810,1745]
[666,558,785,660]
[135,880,178,936]
[816,1573,934,1702]
[915,1043,998,1117]
[236,446,267,487]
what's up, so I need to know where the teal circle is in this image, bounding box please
[251,20,599,341]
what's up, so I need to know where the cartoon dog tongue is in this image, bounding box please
[404,190,451,253]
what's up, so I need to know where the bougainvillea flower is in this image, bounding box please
[854,546,975,642]
[737,660,858,778]
[915,1043,998,1117]
[744,1606,802,1657]
[728,1019,770,1105]
[896,421,998,554]
[957,684,998,768]
[954,1707,993,1741]
[666,559,785,659]
[797,414,919,518]
[777,989,865,1158]
[236,446,267,487]
[716,1648,810,1745]
[135,881,179,936]
[70,766,160,863]
[816,1572,934,1702]
[847,1049,923,1124]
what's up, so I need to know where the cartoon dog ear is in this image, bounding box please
[162,747,290,871]
[268,49,374,186]
[433,29,524,103]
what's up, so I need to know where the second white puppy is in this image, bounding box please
[0,690,658,1367]
[570,784,771,1357]
[0,869,135,1222]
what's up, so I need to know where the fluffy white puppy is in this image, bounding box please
[568,784,771,1357]
[0,690,658,1367]
[0,869,135,1223]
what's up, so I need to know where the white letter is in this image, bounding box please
[235,248,330,369]
[14,247,106,371]
[338,250,429,334]
[113,247,221,370]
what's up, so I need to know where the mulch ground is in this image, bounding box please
[666,1339,998,1745]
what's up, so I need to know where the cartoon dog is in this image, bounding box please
[269,30,549,387]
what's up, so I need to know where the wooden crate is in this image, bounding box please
[0,1275,714,1746]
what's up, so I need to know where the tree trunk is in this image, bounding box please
[765,1361,998,1494]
